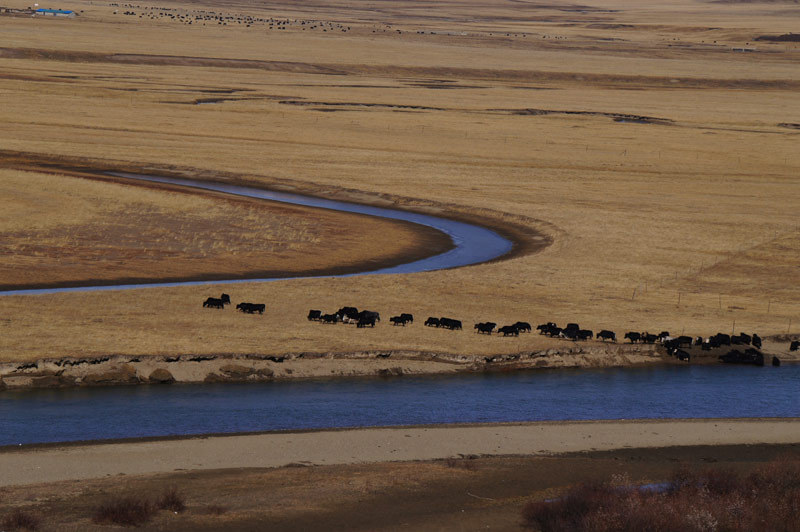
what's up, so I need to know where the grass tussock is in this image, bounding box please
[156,486,186,513]
[1,508,40,531]
[522,456,800,531]
[93,487,186,526]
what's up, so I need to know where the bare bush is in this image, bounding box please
[522,456,800,531]
[156,486,186,513]
[93,495,156,527]
[1,509,40,531]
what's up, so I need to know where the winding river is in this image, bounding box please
[0,172,514,296]
[1,365,797,446]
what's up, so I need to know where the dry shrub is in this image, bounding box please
[1,508,40,531]
[93,495,156,527]
[522,456,800,531]
[156,486,186,513]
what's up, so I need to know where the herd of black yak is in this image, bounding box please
[203,296,792,366]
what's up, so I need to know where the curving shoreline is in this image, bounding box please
[0,150,554,295]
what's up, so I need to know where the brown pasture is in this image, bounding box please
[1,0,799,363]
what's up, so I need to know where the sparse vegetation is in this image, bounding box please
[1,508,40,531]
[92,495,156,527]
[522,457,800,531]
[1,0,799,367]
[156,486,186,513]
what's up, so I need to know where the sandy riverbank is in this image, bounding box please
[3,342,797,391]
[2,418,798,487]
[0,345,672,390]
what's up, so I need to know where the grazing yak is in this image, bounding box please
[624,332,641,344]
[438,317,463,330]
[390,315,412,326]
[357,316,376,328]
[203,297,225,309]
[236,302,265,314]
[577,329,593,341]
[424,317,440,327]
[475,322,496,335]
[514,321,532,333]
[399,313,413,324]
[791,341,800,352]
[320,313,338,324]
[596,330,616,342]
[220,293,231,305]
[537,322,557,335]
[498,325,519,337]
[641,333,658,344]
[307,309,322,321]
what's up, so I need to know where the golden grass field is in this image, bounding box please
[1,0,799,363]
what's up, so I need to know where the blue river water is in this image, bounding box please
[1,364,797,446]
[0,172,513,296]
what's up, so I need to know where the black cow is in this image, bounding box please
[474,322,496,335]
[564,323,580,333]
[657,331,671,342]
[577,329,593,341]
[498,325,519,337]
[307,309,322,321]
[390,315,410,326]
[790,341,799,352]
[675,349,691,362]
[399,313,413,324]
[220,293,231,305]
[624,332,641,344]
[203,297,224,309]
[596,330,616,342]
[424,317,440,327]
[514,321,532,333]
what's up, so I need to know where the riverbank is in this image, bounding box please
[3,342,798,391]
[0,345,668,390]
[2,419,798,487]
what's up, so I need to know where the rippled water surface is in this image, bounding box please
[1,365,797,445]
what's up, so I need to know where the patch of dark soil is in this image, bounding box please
[278,100,445,111]
[496,107,674,125]
[755,33,800,42]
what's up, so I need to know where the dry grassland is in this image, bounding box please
[1,0,799,362]
[1,444,798,531]
[0,168,443,288]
